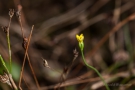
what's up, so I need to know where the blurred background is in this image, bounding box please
[0,0,135,90]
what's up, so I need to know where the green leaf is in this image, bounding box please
[0,55,20,81]
[0,55,9,74]
[5,61,21,81]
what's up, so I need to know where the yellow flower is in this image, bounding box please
[76,34,84,43]
[76,34,84,51]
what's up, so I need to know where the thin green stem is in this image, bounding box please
[6,17,12,73]
[7,33,12,73]
[0,55,9,74]
[81,50,110,90]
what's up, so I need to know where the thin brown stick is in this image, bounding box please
[16,5,25,38]
[9,74,18,90]
[19,18,25,38]
[39,70,132,90]
[26,53,41,90]
[17,7,41,89]
[7,17,12,73]
[54,1,134,42]
[19,25,34,90]
[54,70,65,90]
[3,9,18,90]
[22,76,31,90]
[55,49,78,90]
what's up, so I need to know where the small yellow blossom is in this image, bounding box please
[76,34,84,43]
[76,34,84,51]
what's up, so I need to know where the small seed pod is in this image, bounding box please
[22,37,28,50]
[0,72,11,87]
[9,9,14,18]
[73,48,78,58]
[1,26,9,34]
[16,5,22,18]
[42,58,50,68]
[16,10,21,18]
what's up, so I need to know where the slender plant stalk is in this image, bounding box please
[56,49,78,90]
[76,34,110,90]
[0,55,18,90]
[16,9,40,89]
[26,53,41,90]
[6,17,12,73]
[80,50,110,90]
[18,18,25,38]
[22,76,31,90]
[7,32,12,73]
[19,26,34,90]
[19,25,41,90]
[0,55,9,74]
[9,74,18,90]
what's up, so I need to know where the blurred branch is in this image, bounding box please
[54,1,134,42]
[86,12,135,57]
[40,69,134,90]
[35,0,92,39]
